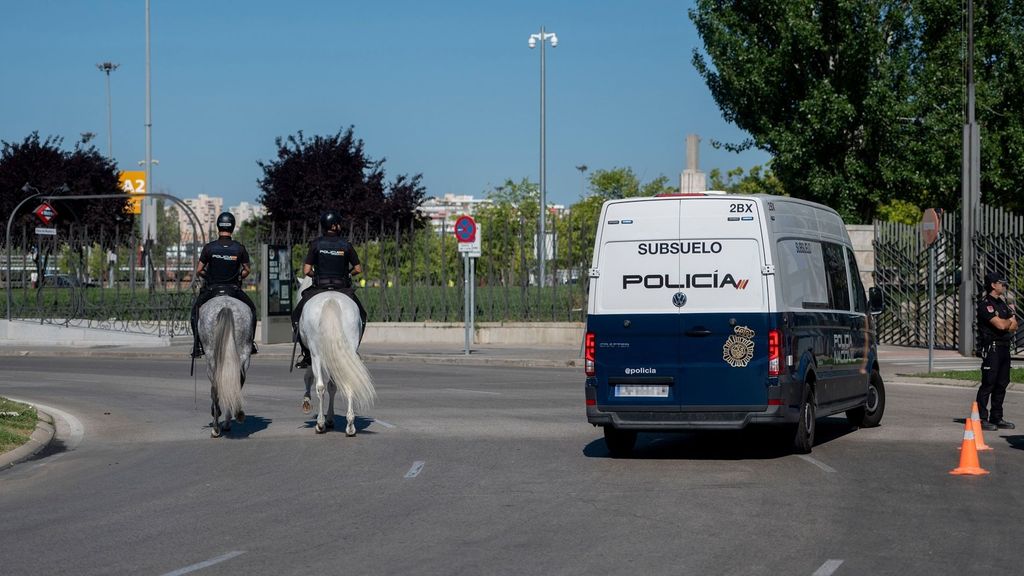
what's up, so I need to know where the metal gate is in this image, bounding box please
[873,204,1024,354]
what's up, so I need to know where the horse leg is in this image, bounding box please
[312,354,328,434]
[302,369,313,414]
[325,379,336,429]
[210,389,221,438]
[345,387,356,437]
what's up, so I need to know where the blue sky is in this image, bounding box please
[0,0,770,209]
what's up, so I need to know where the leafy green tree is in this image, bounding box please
[587,167,675,200]
[691,1,1024,220]
[0,132,132,240]
[257,127,427,237]
[708,164,786,196]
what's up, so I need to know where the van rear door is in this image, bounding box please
[673,197,771,409]
[590,198,683,410]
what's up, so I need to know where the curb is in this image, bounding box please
[0,408,55,471]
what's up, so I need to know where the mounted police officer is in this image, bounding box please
[190,212,258,358]
[291,210,367,369]
[976,270,1018,431]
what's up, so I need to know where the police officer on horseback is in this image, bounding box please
[291,210,367,369]
[190,212,258,358]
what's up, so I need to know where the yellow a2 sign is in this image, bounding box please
[119,170,146,214]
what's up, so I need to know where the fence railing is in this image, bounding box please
[2,212,593,334]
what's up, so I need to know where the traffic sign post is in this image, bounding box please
[454,216,481,354]
[33,202,58,225]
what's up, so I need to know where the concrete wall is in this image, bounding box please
[365,322,585,347]
[847,224,875,289]
[0,320,170,347]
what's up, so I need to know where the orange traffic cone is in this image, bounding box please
[950,418,989,476]
[970,401,994,451]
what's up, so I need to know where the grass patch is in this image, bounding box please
[906,367,1024,383]
[0,398,38,453]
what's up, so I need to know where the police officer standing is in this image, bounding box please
[291,210,367,369]
[190,212,258,358]
[976,271,1018,431]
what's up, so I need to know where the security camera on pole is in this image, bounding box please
[455,215,481,355]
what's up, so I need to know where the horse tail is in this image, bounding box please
[213,306,244,418]
[319,297,375,413]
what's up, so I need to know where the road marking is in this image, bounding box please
[797,455,836,474]
[160,551,245,576]
[812,559,844,575]
[405,461,425,478]
[442,388,501,396]
[373,418,396,429]
[7,398,84,450]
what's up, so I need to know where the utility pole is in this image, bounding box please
[142,0,155,289]
[95,62,119,158]
[576,165,588,198]
[960,0,980,356]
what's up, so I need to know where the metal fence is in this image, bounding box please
[873,204,1024,354]
[2,211,594,335]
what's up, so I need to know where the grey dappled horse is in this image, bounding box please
[198,295,254,438]
[297,277,375,435]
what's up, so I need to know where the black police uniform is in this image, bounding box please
[976,293,1014,424]
[291,232,367,361]
[190,237,258,357]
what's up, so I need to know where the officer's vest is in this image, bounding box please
[205,240,244,285]
[314,236,350,288]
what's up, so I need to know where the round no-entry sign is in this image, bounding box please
[455,215,476,243]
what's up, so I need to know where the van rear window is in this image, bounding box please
[597,238,765,313]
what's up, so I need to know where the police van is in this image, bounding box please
[583,193,885,456]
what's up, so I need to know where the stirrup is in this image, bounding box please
[296,354,311,369]
[251,342,258,354]
[191,346,205,359]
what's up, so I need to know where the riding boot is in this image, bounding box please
[296,342,311,369]
[191,335,205,358]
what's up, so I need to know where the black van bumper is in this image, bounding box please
[587,403,797,430]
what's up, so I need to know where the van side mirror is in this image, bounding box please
[868,286,884,315]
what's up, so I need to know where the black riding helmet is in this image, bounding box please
[216,212,236,234]
[320,210,341,232]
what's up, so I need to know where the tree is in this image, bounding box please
[708,164,786,196]
[690,1,1024,221]
[257,127,427,237]
[587,167,675,200]
[0,132,132,241]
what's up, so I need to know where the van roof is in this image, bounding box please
[602,194,849,244]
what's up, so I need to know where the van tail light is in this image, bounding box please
[768,329,780,377]
[585,332,596,377]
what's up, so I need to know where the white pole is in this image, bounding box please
[463,253,471,355]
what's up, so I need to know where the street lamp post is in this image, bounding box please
[95,62,119,158]
[528,26,557,287]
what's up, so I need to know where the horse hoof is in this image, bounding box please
[315,423,326,434]
[326,420,335,429]
[302,397,312,414]
[235,410,245,423]
[346,424,356,437]
[211,427,221,438]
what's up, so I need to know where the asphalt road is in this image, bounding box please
[1,355,1022,575]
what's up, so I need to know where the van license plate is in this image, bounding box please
[614,385,669,398]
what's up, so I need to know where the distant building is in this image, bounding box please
[418,193,493,234]
[175,194,223,243]
[229,201,266,227]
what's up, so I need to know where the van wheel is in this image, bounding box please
[846,369,885,428]
[792,386,816,454]
[603,426,637,458]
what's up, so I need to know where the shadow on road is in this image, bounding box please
[582,416,857,460]
[1003,435,1024,450]
[298,415,375,435]
[218,415,272,439]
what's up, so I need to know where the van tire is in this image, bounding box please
[603,426,636,458]
[792,386,816,454]
[846,369,885,428]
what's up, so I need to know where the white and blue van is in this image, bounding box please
[583,193,885,455]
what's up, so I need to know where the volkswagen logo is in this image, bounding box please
[672,292,687,308]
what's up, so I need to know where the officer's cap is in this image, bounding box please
[985,271,1008,287]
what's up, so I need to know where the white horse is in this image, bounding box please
[197,295,253,438]
[297,276,375,435]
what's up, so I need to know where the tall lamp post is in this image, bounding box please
[528,26,557,287]
[95,62,119,158]
[960,0,980,356]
